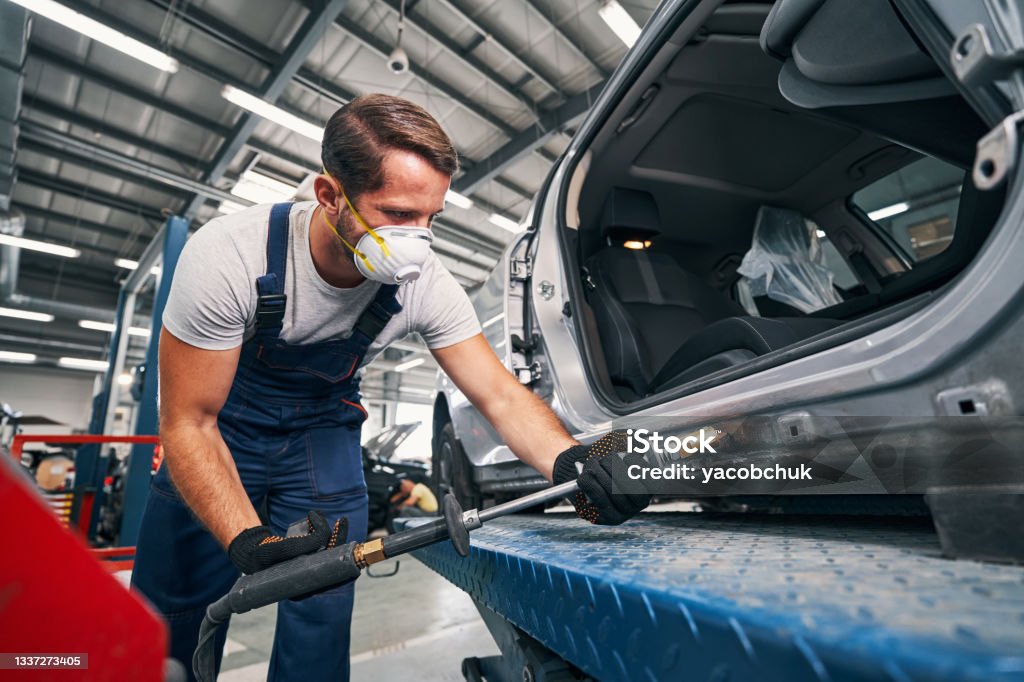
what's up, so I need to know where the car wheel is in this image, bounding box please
[432,423,481,509]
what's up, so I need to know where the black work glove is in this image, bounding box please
[552,431,651,525]
[228,511,349,575]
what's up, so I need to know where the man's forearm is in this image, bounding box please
[161,423,261,547]
[478,382,577,481]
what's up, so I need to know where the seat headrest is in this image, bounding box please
[599,187,660,237]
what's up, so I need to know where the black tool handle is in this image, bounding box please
[225,540,362,614]
[381,517,449,557]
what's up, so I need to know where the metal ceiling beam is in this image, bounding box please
[454,81,604,195]
[26,90,320,187]
[494,176,534,200]
[331,13,518,138]
[145,0,278,67]
[20,121,245,205]
[22,97,204,171]
[28,45,232,140]
[379,0,539,117]
[19,204,149,243]
[183,0,351,219]
[521,0,609,78]
[429,0,565,101]
[147,0,358,108]
[20,138,183,200]
[15,168,166,224]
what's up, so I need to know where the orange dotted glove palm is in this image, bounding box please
[228,511,348,575]
[552,431,651,525]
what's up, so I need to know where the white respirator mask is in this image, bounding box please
[322,178,434,285]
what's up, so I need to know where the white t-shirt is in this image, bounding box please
[163,202,481,365]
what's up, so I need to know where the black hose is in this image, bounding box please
[191,542,363,681]
[192,596,232,682]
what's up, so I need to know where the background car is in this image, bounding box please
[363,422,431,531]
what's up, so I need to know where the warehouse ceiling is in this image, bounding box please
[0,0,658,405]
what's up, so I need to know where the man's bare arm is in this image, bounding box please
[432,334,577,481]
[158,327,260,547]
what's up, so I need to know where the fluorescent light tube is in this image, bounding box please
[488,213,521,233]
[481,313,504,329]
[0,351,37,363]
[0,307,54,322]
[58,357,109,371]
[217,200,248,215]
[598,0,641,48]
[0,233,80,258]
[394,357,426,372]
[868,202,910,221]
[114,258,161,276]
[445,190,474,210]
[79,320,150,337]
[221,85,323,142]
[230,170,296,204]
[8,0,178,73]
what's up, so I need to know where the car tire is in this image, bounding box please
[432,423,481,509]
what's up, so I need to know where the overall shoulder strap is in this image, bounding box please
[350,284,402,346]
[254,203,293,334]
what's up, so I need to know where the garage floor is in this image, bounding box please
[217,557,498,681]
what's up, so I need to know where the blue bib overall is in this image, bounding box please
[132,203,401,680]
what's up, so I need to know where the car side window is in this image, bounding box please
[850,157,966,264]
[805,219,861,292]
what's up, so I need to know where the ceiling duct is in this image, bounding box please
[0,3,27,213]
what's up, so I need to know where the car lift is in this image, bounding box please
[412,511,1024,682]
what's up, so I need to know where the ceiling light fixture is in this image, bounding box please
[114,258,161,276]
[117,372,134,386]
[445,190,474,210]
[394,357,426,373]
[868,202,910,222]
[0,233,80,258]
[221,85,323,142]
[598,0,642,48]
[79,320,151,337]
[8,0,178,72]
[488,213,521,233]
[230,169,297,204]
[0,351,37,364]
[0,307,54,322]
[216,200,249,215]
[58,357,109,372]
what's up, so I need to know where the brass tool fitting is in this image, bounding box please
[353,538,386,568]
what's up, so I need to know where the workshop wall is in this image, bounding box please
[0,365,95,433]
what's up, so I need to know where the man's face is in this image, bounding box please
[329,150,449,247]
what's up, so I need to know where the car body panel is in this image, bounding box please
[435,0,1024,495]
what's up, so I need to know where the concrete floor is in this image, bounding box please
[217,557,498,681]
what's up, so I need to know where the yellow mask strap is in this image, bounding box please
[320,169,391,268]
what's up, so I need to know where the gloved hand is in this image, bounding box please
[228,511,348,575]
[552,431,651,525]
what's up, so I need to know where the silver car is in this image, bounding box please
[432,0,1024,520]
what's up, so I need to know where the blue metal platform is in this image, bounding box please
[413,512,1024,681]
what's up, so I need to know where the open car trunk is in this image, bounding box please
[561,0,1005,408]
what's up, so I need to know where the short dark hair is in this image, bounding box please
[321,94,459,199]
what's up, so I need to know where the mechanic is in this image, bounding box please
[130,94,651,681]
[391,477,439,516]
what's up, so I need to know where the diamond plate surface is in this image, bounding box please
[413,513,1024,681]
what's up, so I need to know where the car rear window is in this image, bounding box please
[850,156,965,263]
